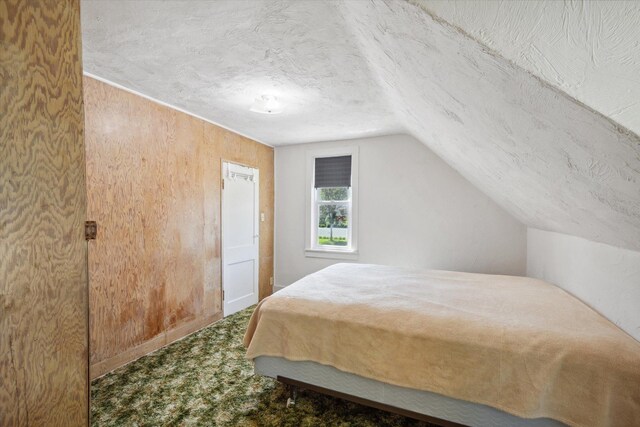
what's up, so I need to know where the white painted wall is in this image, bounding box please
[527,228,640,342]
[275,134,526,287]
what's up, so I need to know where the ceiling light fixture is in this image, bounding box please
[250,94,283,114]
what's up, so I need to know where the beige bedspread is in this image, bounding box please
[244,264,640,427]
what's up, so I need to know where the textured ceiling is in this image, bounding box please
[416,0,640,136]
[81,0,400,145]
[82,0,640,251]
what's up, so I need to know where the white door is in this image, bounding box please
[222,162,259,316]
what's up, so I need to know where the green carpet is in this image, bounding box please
[91,307,434,426]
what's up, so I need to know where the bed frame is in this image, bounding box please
[255,356,566,427]
[278,376,464,427]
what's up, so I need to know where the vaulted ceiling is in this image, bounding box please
[417,0,640,135]
[82,0,640,252]
[81,0,401,144]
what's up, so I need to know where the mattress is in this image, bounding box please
[245,263,640,427]
[254,355,566,427]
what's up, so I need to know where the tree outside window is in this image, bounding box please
[316,187,350,247]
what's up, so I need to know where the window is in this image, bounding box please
[316,185,351,248]
[306,147,358,259]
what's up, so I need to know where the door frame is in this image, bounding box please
[221,159,260,317]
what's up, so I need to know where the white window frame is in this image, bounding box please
[305,146,359,260]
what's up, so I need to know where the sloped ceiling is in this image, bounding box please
[416,0,640,135]
[81,0,401,144]
[81,0,640,251]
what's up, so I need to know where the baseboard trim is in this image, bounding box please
[90,312,223,380]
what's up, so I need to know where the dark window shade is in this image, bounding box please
[314,155,352,188]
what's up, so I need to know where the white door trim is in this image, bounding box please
[221,161,259,316]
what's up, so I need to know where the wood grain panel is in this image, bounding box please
[0,1,88,425]
[154,111,207,337]
[260,256,275,301]
[256,143,275,300]
[202,124,223,316]
[85,77,206,364]
[85,77,273,378]
[89,312,222,380]
[84,77,145,365]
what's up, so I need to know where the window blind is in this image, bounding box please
[314,155,352,188]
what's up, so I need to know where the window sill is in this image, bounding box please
[305,248,359,260]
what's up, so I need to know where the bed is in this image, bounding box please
[244,264,640,427]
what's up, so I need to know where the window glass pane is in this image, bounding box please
[318,187,349,202]
[317,204,349,247]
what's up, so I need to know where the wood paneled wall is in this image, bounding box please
[0,1,88,425]
[84,76,274,379]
